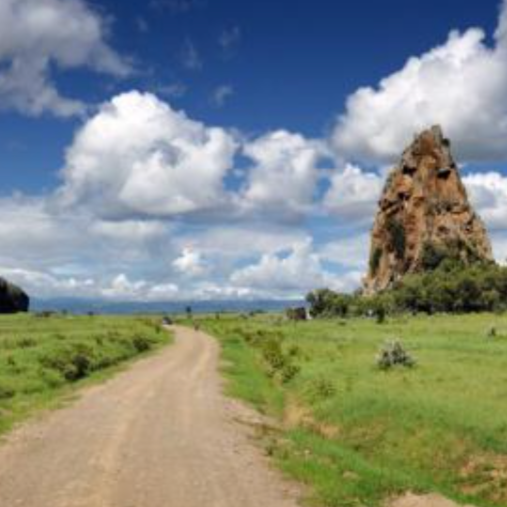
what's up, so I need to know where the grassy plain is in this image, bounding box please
[199,313,507,507]
[0,313,170,437]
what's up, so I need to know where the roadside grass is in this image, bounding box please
[0,313,171,437]
[198,313,507,507]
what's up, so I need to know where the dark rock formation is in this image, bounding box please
[0,278,29,313]
[364,126,493,295]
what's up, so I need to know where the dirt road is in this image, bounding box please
[0,326,299,507]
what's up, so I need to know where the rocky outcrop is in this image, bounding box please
[364,126,493,295]
[0,278,29,313]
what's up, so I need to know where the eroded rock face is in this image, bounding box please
[364,126,493,295]
[0,278,29,313]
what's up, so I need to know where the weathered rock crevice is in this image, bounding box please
[364,126,493,295]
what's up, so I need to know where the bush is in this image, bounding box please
[242,331,301,384]
[306,289,336,317]
[377,341,416,370]
[394,261,503,314]
[66,352,92,380]
[307,377,336,399]
[306,289,352,318]
[131,334,152,353]
[376,305,387,324]
[281,364,300,384]
[486,326,497,339]
[288,345,302,358]
[16,337,37,349]
[0,381,15,399]
[262,338,287,371]
[40,344,95,381]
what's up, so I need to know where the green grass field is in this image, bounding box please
[199,313,507,507]
[0,313,171,437]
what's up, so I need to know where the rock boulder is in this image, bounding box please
[0,278,29,313]
[364,126,493,294]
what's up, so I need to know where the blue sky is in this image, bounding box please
[1,0,507,301]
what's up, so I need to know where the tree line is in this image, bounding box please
[307,258,507,318]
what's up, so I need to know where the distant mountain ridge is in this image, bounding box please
[31,298,303,315]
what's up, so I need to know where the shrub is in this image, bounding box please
[40,344,95,381]
[63,351,93,381]
[247,332,301,383]
[306,289,352,318]
[486,326,497,339]
[281,364,300,384]
[308,377,336,399]
[288,345,301,358]
[306,289,337,317]
[262,338,287,371]
[377,341,416,370]
[376,306,386,324]
[131,334,152,353]
[16,337,37,349]
[0,381,15,399]
[394,261,503,314]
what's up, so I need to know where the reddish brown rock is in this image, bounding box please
[364,126,493,295]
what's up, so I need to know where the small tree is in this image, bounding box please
[377,341,416,370]
[306,289,336,317]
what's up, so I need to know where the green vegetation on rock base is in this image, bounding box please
[0,314,170,437]
[200,313,507,507]
[310,260,507,318]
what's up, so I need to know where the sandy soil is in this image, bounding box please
[0,326,300,507]
[390,493,476,507]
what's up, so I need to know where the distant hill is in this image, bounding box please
[0,277,29,314]
[31,298,304,315]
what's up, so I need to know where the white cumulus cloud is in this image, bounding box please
[320,233,371,271]
[323,164,382,223]
[231,240,356,296]
[172,248,207,277]
[334,0,507,164]
[240,131,324,217]
[57,91,238,219]
[464,171,507,232]
[0,0,130,117]
[101,274,179,302]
